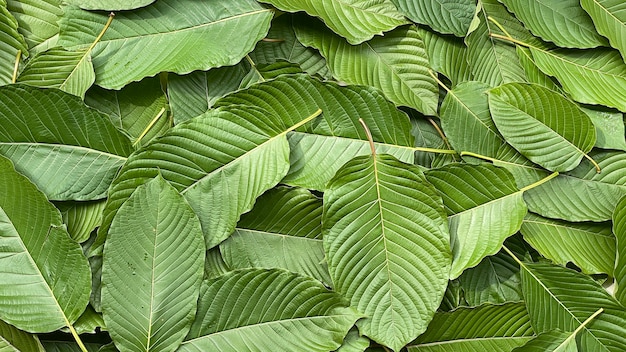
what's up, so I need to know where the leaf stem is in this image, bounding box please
[501,245,521,265]
[359,118,376,157]
[133,107,167,147]
[428,69,450,94]
[68,324,88,352]
[285,108,322,133]
[12,50,21,83]
[413,146,457,154]
[489,33,530,48]
[460,151,499,163]
[583,153,601,173]
[86,12,115,55]
[487,16,513,38]
[261,37,284,43]
[574,308,604,335]
[519,171,559,192]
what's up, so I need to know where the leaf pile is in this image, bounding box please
[1,0,626,351]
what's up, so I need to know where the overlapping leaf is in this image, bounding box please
[0,320,44,352]
[63,0,155,11]
[180,269,361,351]
[296,21,439,115]
[58,0,273,89]
[259,0,406,44]
[56,200,105,243]
[614,195,626,305]
[0,0,27,86]
[0,155,91,332]
[511,330,576,352]
[392,0,475,37]
[323,153,450,351]
[420,28,472,86]
[580,0,626,61]
[0,85,133,201]
[6,0,62,52]
[102,176,204,352]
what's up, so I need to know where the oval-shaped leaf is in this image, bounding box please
[489,83,596,172]
[323,153,451,351]
[180,269,361,351]
[614,195,626,306]
[58,0,273,89]
[0,155,91,332]
[391,0,475,37]
[102,175,204,352]
[580,0,626,61]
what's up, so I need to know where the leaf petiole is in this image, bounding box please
[86,12,115,55]
[358,118,376,157]
[133,107,167,147]
[519,171,559,192]
[12,50,21,83]
[68,324,88,352]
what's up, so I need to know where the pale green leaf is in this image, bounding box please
[0,1,27,86]
[499,0,607,48]
[323,154,450,351]
[259,0,406,44]
[419,27,472,87]
[516,47,561,91]
[530,47,626,112]
[216,74,416,191]
[391,0,476,37]
[296,21,439,115]
[407,303,534,351]
[581,106,626,151]
[58,0,273,89]
[102,176,204,352]
[17,47,94,98]
[426,164,527,278]
[337,328,370,352]
[0,85,133,201]
[580,0,626,61]
[614,195,626,305]
[181,269,361,352]
[6,0,61,53]
[521,213,615,275]
[56,200,105,243]
[68,305,104,335]
[0,320,44,352]
[489,83,596,172]
[0,155,91,332]
[204,248,230,280]
[63,0,155,11]
[521,262,626,351]
[524,150,626,221]
[511,330,576,352]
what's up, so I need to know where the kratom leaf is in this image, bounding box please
[516,47,561,91]
[582,106,626,151]
[499,0,607,48]
[296,21,439,115]
[580,0,626,61]
[419,27,472,87]
[511,330,576,352]
[0,85,133,201]
[410,116,457,169]
[524,150,626,221]
[489,83,596,172]
[391,0,476,37]
[102,176,204,352]
[614,195,626,306]
[63,0,155,11]
[530,47,626,112]
[323,153,450,351]
[238,60,303,89]
[425,163,527,279]
[56,200,106,243]
[204,248,231,280]
[258,0,406,44]
[0,155,91,332]
[0,320,45,352]
[181,269,361,351]
[407,302,534,351]
[0,1,27,86]
[69,305,104,335]
[58,0,273,89]
[520,261,626,351]
[216,74,416,191]
[6,0,62,53]
[521,213,615,275]
[337,328,371,352]
[41,342,101,352]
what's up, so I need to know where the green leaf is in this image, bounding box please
[180,269,361,351]
[499,0,607,48]
[296,21,439,115]
[102,176,204,352]
[521,213,615,275]
[489,83,596,172]
[6,0,62,53]
[56,200,106,243]
[62,0,155,11]
[323,153,450,351]
[516,47,561,91]
[0,1,27,86]
[419,27,472,87]
[0,155,91,332]
[0,320,44,352]
[580,0,626,61]
[425,163,527,279]
[204,248,231,280]
[581,106,626,151]
[41,341,101,352]
[216,74,416,191]
[410,115,457,169]
[520,261,626,351]
[68,305,104,335]
[524,150,626,221]
[337,328,371,352]
[530,47,626,112]
[614,195,626,306]
[511,330,576,352]
[98,105,304,254]
[0,85,134,201]
[58,0,273,89]
[407,303,534,351]
[259,0,406,45]
[391,0,476,37]
[17,47,94,98]
[239,60,303,89]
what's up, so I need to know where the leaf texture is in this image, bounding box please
[63,0,155,11]
[296,21,439,115]
[420,27,472,87]
[6,0,62,52]
[181,269,361,351]
[323,154,450,351]
[0,155,91,332]
[0,85,133,201]
[580,0,626,61]
[614,195,626,306]
[0,320,44,352]
[391,0,475,36]
[102,176,204,352]
[56,200,105,243]
[511,330,576,352]
[58,0,273,89]
[0,1,27,86]
[259,0,406,44]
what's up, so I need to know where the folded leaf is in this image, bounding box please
[0,1,27,85]
[181,269,361,351]
[489,83,596,172]
[580,0,626,61]
[102,176,204,352]
[0,155,91,332]
[63,0,155,10]
[0,85,133,201]
[391,0,475,37]
[58,0,273,89]
[323,153,450,351]
[56,200,106,243]
[6,0,62,52]
[614,195,626,306]
[259,0,406,45]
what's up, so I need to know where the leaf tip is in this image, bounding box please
[358,118,376,157]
